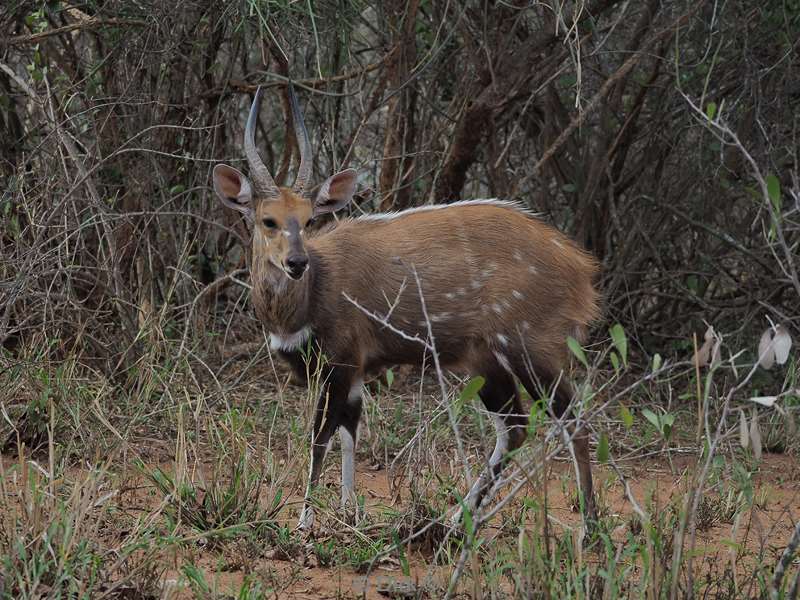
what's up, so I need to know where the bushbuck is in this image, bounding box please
[212,86,600,530]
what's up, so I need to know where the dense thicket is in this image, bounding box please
[1,0,798,372]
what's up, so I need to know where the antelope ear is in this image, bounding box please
[213,164,254,220]
[313,169,357,216]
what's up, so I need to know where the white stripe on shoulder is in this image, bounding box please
[269,326,311,352]
[355,199,537,222]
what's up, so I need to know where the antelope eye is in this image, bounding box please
[305,217,315,228]
[262,218,278,229]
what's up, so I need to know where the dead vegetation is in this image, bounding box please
[1,0,799,598]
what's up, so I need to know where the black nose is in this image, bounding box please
[285,255,309,278]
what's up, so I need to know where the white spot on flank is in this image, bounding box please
[445,292,455,300]
[496,333,509,346]
[512,290,524,300]
[492,303,503,315]
[431,312,451,322]
[552,238,563,248]
[471,280,483,290]
[269,327,311,352]
[528,265,538,275]
[456,288,466,296]
[513,250,522,262]
[522,321,531,331]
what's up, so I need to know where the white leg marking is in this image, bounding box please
[463,413,509,512]
[341,379,362,507]
[298,504,315,530]
[348,379,363,404]
[488,413,510,466]
[340,427,356,507]
[298,458,316,530]
[299,416,334,530]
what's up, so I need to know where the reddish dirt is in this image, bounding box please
[2,445,798,598]
[167,452,799,597]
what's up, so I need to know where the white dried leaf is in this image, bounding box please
[758,328,775,370]
[749,396,777,407]
[749,410,762,461]
[704,325,716,342]
[711,339,722,369]
[773,325,792,365]
[739,411,749,449]
[694,338,712,368]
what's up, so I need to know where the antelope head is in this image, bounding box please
[212,86,357,280]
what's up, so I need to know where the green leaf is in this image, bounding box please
[169,184,186,195]
[392,531,410,576]
[567,336,588,368]
[459,376,485,403]
[528,397,545,431]
[652,353,662,372]
[460,501,474,538]
[610,351,620,373]
[719,539,742,551]
[705,102,717,120]
[609,323,628,366]
[619,404,634,429]
[641,408,660,431]
[597,432,609,464]
[385,368,394,389]
[766,173,781,214]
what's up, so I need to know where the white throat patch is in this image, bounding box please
[269,327,311,352]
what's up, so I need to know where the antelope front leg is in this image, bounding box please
[298,367,354,530]
[339,377,363,509]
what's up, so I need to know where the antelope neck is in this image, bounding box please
[251,251,317,337]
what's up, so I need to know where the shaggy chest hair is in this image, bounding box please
[251,252,312,335]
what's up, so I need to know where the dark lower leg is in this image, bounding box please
[278,344,319,385]
[465,369,527,512]
[338,389,362,507]
[513,360,596,522]
[299,366,353,528]
[570,423,596,520]
[551,378,596,521]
